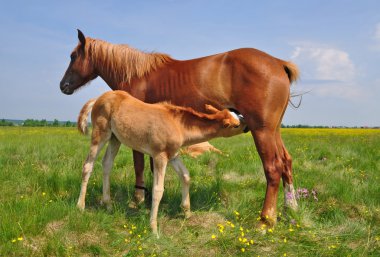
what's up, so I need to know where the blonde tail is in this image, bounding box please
[77,99,96,135]
[284,61,300,84]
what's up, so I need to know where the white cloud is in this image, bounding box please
[312,83,364,100]
[288,42,369,102]
[291,43,355,82]
[374,23,380,41]
[371,22,380,51]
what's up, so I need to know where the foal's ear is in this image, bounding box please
[77,29,86,47]
[222,119,232,128]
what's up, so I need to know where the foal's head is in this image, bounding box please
[60,30,98,95]
[205,105,241,129]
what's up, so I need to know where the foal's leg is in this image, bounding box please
[77,140,106,210]
[170,156,191,218]
[101,135,121,209]
[150,154,168,236]
[276,131,298,210]
[132,150,146,204]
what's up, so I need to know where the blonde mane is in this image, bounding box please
[159,102,223,122]
[85,38,173,83]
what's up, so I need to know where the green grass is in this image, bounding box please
[0,127,379,256]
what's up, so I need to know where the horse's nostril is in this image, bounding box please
[60,82,70,90]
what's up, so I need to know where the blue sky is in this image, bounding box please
[0,0,379,126]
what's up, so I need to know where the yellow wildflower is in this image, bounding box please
[17,237,23,241]
[284,238,287,243]
[250,239,254,244]
[11,239,16,243]
[289,228,294,232]
[241,248,245,253]
[211,234,216,239]
[268,228,273,233]
[234,210,240,216]
[42,192,46,196]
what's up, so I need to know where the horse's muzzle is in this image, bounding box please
[60,82,74,95]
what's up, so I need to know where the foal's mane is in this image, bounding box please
[160,102,224,122]
[85,38,173,83]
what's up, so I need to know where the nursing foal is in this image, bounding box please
[76,90,244,235]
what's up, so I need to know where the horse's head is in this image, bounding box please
[60,30,98,95]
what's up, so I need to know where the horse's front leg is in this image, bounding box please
[132,150,146,205]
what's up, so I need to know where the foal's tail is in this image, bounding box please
[77,98,96,135]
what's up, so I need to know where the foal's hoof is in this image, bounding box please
[77,202,85,211]
[183,209,192,219]
[150,223,159,238]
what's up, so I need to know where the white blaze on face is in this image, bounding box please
[229,111,240,122]
[229,111,244,123]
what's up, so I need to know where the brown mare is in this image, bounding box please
[60,30,299,226]
[76,90,244,235]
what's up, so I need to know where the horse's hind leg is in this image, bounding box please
[276,132,298,210]
[101,134,121,209]
[170,156,191,218]
[132,150,146,205]
[251,128,283,226]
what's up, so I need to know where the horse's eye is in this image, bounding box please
[70,53,77,61]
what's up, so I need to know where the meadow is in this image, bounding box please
[0,127,379,256]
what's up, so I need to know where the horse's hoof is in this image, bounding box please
[134,189,146,205]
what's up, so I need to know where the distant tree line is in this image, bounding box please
[281,124,330,128]
[0,119,15,126]
[0,119,76,127]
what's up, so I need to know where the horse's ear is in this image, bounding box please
[77,29,86,48]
